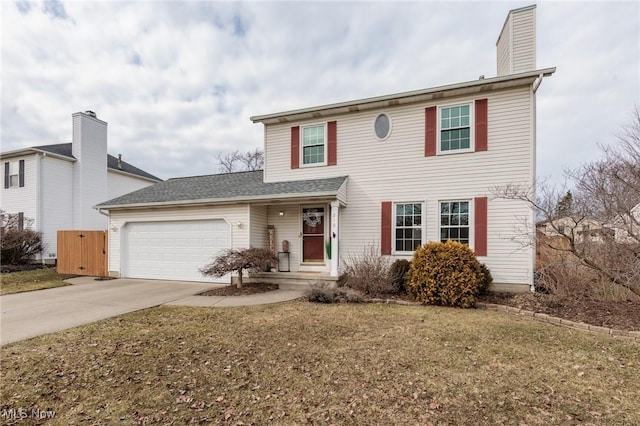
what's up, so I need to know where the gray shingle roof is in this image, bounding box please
[34,143,161,181]
[96,170,348,208]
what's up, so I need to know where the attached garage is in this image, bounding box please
[122,219,230,282]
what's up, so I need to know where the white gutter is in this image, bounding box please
[251,67,556,124]
[94,190,344,211]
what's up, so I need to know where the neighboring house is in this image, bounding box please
[1,111,161,262]
[536,217,612,244]
[97,5,554,291]
[611,203,640,243]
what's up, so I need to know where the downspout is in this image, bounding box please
[530,73,544,292]
[37,153,44,263]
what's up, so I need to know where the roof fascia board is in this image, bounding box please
[0,148,76,162]
[107,168,162,182]
[95,190,344,211]
[250,67,555,124]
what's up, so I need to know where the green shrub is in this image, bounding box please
[390,259,411,294]
[478,263,493,294]
[407,241,489,308]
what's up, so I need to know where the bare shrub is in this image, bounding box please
[0,211,44,265]
[200,247,277,288]
[495,107,640,300]
[341,244,395,296]
[305,281,364,304]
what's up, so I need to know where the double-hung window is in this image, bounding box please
[4,160,24,188]
[302,124,326,165]
[440,104,471,153]
[440,201,470,244]
[395,202,423,253]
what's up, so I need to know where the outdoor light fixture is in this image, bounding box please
[236,221,242,228]
[279,211,285,217]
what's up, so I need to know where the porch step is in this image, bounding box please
[246,272,338,289]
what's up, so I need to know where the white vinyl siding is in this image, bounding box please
[107,170,156,200]
[262,85,535,288]
[0,154,37,230]
[108,205,249,282]
[249,205,268,248]
[496,5,536,76]
[40,157,74,259]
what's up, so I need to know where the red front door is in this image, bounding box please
[302,207,325,263]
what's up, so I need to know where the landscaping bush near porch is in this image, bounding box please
[340,244,396,296]
[408,241,491,308]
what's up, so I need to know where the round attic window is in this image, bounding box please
[374,113,391,140]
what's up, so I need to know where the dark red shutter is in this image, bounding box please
[381,201,392,255]
[474,197,488,256]
[475,99,488,152]
[327,121,337,166]
[17,212,24,231]
[425,107,437,156]
[3,162,8,189]
[19,160,25,187]
[291,126,300,169]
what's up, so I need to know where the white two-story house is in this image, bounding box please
[1,111,161,262]
[97,5,554,291]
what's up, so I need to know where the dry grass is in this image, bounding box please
[1,302,639,425]
[0,269,76,295]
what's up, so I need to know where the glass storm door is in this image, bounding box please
[302,207,325,263]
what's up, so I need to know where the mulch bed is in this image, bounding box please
[0,264,53,274]
[478,292,640,331]
[200,281,640,332]
[199,282,279,297]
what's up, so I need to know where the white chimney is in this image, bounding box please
[496,5,536,76]
[71,111,108,229]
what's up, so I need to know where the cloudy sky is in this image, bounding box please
[1,1,638,184]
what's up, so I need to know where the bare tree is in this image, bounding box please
[200,247,277,288]
[494,108,640,299]
[216,149,264,173]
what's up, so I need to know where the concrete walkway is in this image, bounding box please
[0,277,305,346]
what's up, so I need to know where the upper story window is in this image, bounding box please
[374,113,392,140]
[440,104,471,153]
[440,200,470,245]
[302,124,326,166]
[4,160,24,188]
[394,202,424,253]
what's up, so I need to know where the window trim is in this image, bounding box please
[8,161,20,188]
[437,101,475,155]
[373,113,392,141]
[300,123,328,167]
[438,199,474,247]
[392,201,426,255]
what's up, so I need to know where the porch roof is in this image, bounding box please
[95,170,348,210]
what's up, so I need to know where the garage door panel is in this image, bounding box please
[123,220,230,282]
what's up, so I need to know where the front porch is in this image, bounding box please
[245,271,339,289]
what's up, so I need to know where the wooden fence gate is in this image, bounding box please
[57,230,108,276]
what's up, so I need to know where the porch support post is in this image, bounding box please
[330,200,340,277]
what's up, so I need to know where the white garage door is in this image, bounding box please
[123,220,230,282]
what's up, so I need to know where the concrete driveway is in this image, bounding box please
[0,278,218,346]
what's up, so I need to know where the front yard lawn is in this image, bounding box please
[2,302,638,425]
[0,268,77,295]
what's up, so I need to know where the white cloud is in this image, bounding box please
[1,1,638,184]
